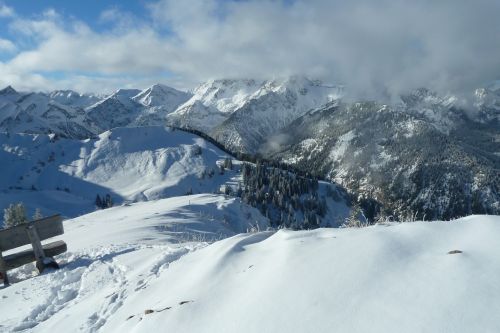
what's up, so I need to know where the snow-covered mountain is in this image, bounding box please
[0,85,20,103]
[48,90,101,108]
[0,84,191,138]
[168,77,343,151]
[0,125,349,227]
[85,90,146,131]
[167,79,266,132]
[474,85,500,122]
[0,126,240,219]
[265,94,499,220]
[0,87,98,138]
[132,83,191,108]
[0,80,498,221]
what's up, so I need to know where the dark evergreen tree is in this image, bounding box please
[95,194,103,209]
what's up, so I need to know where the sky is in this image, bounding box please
[0,0,499,97]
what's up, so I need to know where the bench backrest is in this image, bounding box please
[0,215,64,251]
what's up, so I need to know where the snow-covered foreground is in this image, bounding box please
[1,209,499,332]
[0,194,268,332]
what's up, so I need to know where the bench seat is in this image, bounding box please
[3,240,67,270]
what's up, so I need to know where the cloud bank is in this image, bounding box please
[0,0,499,97]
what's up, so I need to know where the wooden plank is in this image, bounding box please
[0,215,63,251]
[3,241,67,270]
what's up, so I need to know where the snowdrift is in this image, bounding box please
[1,213,499,332]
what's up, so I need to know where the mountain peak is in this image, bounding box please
[0,85,18,96]
[133,83,191,108]
[112,88,142,99]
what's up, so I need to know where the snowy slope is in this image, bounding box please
[0,194,269,332]
[1,214,499,332]
[84,90,146,131]
[0,126,238,223]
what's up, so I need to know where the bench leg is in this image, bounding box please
[26,225,47,273]
[0,254,9,286]
[37,257,60,273]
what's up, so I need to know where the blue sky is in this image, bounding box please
[0,0,152,56]
[0,0,498,95]
[2,0,149,27]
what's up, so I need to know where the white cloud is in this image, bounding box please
[0,3,14,17]
[1,0,500,97]
[0,38,15,52]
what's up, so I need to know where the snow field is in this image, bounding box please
[2,213,499,332]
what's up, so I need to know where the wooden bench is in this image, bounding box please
[0,215,67,286]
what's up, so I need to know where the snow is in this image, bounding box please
[167,76,343,136]
[0,126,236,224]
[0,194,268,332]
[1,214,499,332]
[132,84,191,110]
[0,80,499,332]
[328,130,356,162]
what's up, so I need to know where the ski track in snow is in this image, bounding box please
[6,244,198,333]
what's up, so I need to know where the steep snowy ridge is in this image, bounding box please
[166,79,268,132]
[168,77,343,151]
[1,90,98,139]
[0,85,189,138]
[0,87,100,138]
[0,85,21,103]
[85,92,145,131]
[48,90,101,108]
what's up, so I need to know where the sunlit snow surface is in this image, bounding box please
[1,212,499,333]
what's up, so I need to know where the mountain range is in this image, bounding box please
[0,77,498,220]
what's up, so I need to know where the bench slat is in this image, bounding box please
[3,240,67,270]
[0,215,63,251]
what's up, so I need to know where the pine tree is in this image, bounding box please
[344,203,365,228]
[32,208,43,221]
[4,202,28,228]
[105,194,113,208]
[95,194,103,209]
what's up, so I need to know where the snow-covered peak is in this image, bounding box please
[474,86,500,108]
[0,85,20,102]
[186,78,265,114]
[132,83,191,108]
[473,86,500,122]
[48,90,102,108]
[259,76,344,106]
[88,88,143,110]
[0,85,17,95]
[112,88,142,99]
[184,76,343,115]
